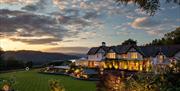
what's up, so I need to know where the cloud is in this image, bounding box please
[10,37,61,45]
[22,0,58,12]
[0,0,38,5]
[0,9,79,44]
[0,9,104,45]
[130,17,178,36]
[131,17,162,29]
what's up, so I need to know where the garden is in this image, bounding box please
[0,69,96,91]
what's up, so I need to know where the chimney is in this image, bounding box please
[102,42,106,46]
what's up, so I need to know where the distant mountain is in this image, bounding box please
[66,53,87,58]
[2,50,80,65]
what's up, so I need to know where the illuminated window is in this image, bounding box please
[131,52,138,59]
[121,54,127,59]
[158,55,164,63]
[107,53,116,59]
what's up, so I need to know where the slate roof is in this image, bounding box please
[87,44,180,57]
[139,45,180,57]
[87,46,110,55]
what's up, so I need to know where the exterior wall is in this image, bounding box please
[174,51,180,60]
[88,53,103,61]
[126,52,143,60]
[116,48,143,60]
[117,54,128,59]
[75,60,89,67]
[106,53,116,59]
[152,54,169,64]
[106,49,116,59]
[151,54,172,74]
[88,48,105,61]
[75,60,104,68]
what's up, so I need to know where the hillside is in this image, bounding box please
[2,50,80,65]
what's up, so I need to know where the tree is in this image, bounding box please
[116,0,180,15]
[0,47,5,70]
[49,79,65,91]
[164,27,180,44]
[25,61,33,68]
[122,38,137,45]
[97,73,124,91]
[147,27,180,45]
[6,58,25,70]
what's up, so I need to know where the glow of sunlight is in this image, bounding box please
[0,38,53,51]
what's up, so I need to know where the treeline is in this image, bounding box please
[146,27,180,45]
[0,49,33,71]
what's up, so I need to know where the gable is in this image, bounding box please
[108,49,115,53]
[128,47,136,52]
[87,47,99,55]
[97,48,105,53]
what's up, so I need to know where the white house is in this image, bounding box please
[76,42,180,72]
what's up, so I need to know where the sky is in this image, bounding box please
[0,0,179,54]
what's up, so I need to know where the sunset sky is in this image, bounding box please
[0,0,179,53]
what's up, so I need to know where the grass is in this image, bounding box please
[0,69,96,91]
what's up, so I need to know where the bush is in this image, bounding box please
[0,76,16,91]
[97,61,180,91]
[49,79,65,91]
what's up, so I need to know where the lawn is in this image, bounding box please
[0,69,96,91]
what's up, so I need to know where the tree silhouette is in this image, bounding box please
[0,47,5,70]
[122,38,137,45]
[116,0,180,15]
[147,27,180,45]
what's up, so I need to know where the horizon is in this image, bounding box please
[0,0,179,53]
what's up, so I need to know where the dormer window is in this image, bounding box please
[107,53,116,59]
[130,52,138,59]
[158,55,164,63]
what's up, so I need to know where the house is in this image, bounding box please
[87,42,109,61]
[75,42,180,72]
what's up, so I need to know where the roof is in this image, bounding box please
[140,45,180,57]
[87,46,109,55]
[87,44,180,57]
[52,66,70,69]
[83,69,98,74]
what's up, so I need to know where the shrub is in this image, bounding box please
[97,61,180,91]
[49,79,65,91]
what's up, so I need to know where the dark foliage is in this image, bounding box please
[0,48,5,70]
[45,61,72,66]
[0,48,25,70]
[97,61,180,91]
[116,0,180,15]
[5,57,25,70]
[25,61,33,68]
[122,38,137,45]
[147,27,180,45]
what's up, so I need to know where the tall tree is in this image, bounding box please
[25,61,33,68]
[147,27,180,45]
[164,27,180,44]
[116,0,180,15]
[0,47,5,70]
[122,38,137,45]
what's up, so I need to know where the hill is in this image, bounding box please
[2,50,80,65]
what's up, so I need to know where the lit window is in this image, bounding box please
[121,54,127,59]
[107,53,116,59]
[131,52,138,59]
[158,55,164,63]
